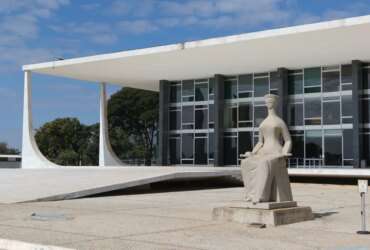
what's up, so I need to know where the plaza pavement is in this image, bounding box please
[0,183,370,249]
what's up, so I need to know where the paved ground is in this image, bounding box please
[0,183,370,249]
[0,167,239,203]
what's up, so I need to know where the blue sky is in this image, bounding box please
[1,0,370,150]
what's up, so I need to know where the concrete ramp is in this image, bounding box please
[0,167,240,204]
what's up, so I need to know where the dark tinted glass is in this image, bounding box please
[209,104,214,123]
[291,134,304,159]
[341,95,352,118]
[270,71,279,90]
[195,83,208,101]
[195,138,207,164]
[254,106,267,127]
[182,106,194,123]
[208,133,214,159]
[224,79,237,99]
[341,65,352,83]
[224,105,237,128]
[305,130,322,158]
[238,74,253,92]
[363,99,370,124]
[195,109,208,129]
[182,80,194,96]
[323,101,340,124]
[324,131,342,166]
[169,138,180,164]
[288,74,303,94]
[364,134,370,166]
[181,133,193,159]
[238,103,252,122]
[304,97,321,121]
[170,85,181,103]
[224,137,237,165]
[254,77,269,97]
[170,111,181,130]
[289,103,303,126]
[304,67,321,86]
[238,132,253,156]
[323,71,340,92]
[209,78,214,96]
[343,129,353,159]
[364,68,370,90]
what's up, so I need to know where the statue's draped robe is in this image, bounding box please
[241,118,293,203]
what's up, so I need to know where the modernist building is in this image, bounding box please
[22,15,370,172]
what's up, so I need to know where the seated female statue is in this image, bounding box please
[240,94,293,203]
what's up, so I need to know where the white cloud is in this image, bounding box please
[118,20,158,34]
[0,0,70,72]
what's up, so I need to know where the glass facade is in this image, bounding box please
[169,79,214,165]
[167,63,369,169]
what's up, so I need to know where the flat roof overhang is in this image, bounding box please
[23,15,370,92]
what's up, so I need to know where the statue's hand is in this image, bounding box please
[240,152,253,158]
[281,153,292,157]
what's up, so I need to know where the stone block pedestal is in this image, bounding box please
[213,201,313,227]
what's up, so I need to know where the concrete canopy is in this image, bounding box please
[23,15,370,91]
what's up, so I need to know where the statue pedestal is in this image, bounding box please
[212,201,313,227]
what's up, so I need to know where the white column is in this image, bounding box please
[99,83,123,166]
[21,71,58,168]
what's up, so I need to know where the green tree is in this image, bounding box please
[0,142,19,154]
[35,118,91,166]
[108,87,159,165]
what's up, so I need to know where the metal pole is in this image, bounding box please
[357,192,370,234]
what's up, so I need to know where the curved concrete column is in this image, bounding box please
[99,83,123,166]
[21,71,58,168]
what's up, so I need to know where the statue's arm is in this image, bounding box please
[281,122,292,156]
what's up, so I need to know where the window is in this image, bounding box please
[269,71,279,95]
[364,67,370,90]
[238,74,253,98]
[324,130,342,166]
[195,83,208,101]
[254,105,267,127]
[238,132,253,158]
[343,129,353,165]
[341,65,352,90]
[195,109,208,129]
[209,78,215,100]
[170,85,181,103]
[209,104,214,127]
[182,105,194,129]
[341,95,353,124]
[304,97,321,125]
[169,137,180,164]
[323,70,340,92]
[364,99,370,124]
[195,137,207,164]
[323,100,340,125]
[208,133,214,160]
[304,67,321,93]
[254,77,269,97]
[170,109,181,130]
[181,133,194,163]
[305,130,322,159]
[224,135,237,165]
[224,79,237,99]
[224,104,237,128]
[364,133,370,166]
[288,103,303,126]
[288,74,303,95]
[238,102,253,127]
[182,80,194,102]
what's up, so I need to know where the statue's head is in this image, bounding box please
[264,94,278,109]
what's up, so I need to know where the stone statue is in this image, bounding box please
[240,94,293,203]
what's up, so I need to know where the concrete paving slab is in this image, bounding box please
[0,167,240,203]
